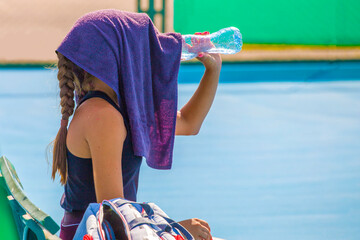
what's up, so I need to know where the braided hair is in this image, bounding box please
[51,52,94,185]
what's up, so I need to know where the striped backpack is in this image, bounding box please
[73,198,194,240]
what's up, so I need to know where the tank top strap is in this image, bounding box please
[77,91,129,127]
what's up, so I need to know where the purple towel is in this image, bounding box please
[56,9,182,169]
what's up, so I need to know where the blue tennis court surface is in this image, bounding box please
[0,62,359,240]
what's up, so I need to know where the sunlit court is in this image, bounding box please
[0,1,359,240]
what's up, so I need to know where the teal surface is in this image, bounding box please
[0,62,360,239]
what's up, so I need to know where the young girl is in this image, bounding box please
[51,9,221,240]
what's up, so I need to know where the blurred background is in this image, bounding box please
[0,1,360,240]
[1,0,359,63]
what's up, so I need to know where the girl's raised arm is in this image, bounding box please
[175,52,222,136]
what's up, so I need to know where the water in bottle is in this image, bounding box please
[181,27,243,61]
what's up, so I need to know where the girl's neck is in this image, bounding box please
[92,78,119,105]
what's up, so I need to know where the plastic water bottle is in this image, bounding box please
[181,27,243,61]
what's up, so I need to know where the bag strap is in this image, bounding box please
[162,217,194,240]
[128,217,172,232]
[99,201,132,240]
[97,203,106,240]
[112,199,155,217]
[142,205,193,240]
[132,202,194,240]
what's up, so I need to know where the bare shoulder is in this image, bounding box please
[76,98,127,141]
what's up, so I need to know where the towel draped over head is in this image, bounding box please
[56,9,183,169]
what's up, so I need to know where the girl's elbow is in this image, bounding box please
[182,117,201,135]
[190,126,200,135]
[181,126,199,135]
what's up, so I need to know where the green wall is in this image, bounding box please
[174,0,360,46]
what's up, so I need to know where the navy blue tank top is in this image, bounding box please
[61,91,143,212]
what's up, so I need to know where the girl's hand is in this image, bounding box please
[182,31,222,72]
[193,32,222,73]
[196,51,222,73]
[178,218,212,240]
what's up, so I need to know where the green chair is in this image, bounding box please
[0,156,60,240]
